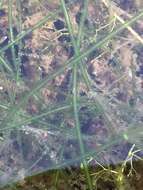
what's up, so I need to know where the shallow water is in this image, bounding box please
[0,0,143,189]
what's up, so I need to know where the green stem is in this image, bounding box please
[60,0,93,189]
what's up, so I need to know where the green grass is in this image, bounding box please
[0,0,143,189]
[60,0,93,189]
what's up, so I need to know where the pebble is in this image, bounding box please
[54,19,65,30]
[0,9,6,17]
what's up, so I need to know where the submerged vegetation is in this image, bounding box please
[0,0,143,189]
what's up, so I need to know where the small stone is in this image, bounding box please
[64,45,74,58]
[54,19,65,30]
[75,12,89,26]
[0,9,6,17]
[0,36,9,48]
[21,54,29,64]
[139,65,143,74]
[58,34,71,43]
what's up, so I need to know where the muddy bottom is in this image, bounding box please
[1,160,143,190]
